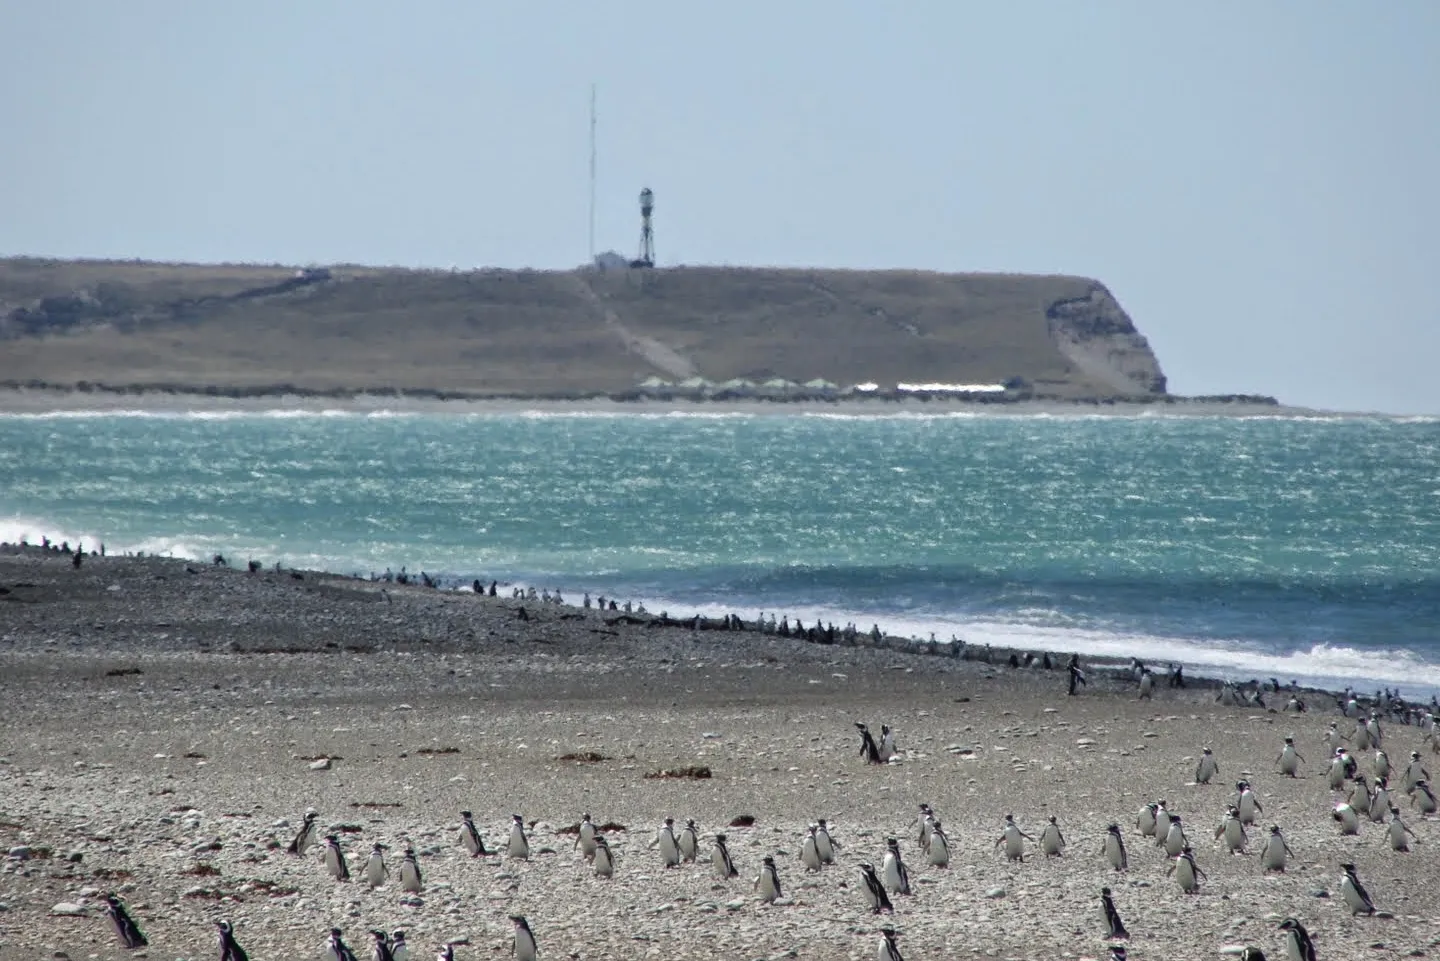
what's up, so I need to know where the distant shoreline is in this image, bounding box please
[0,385,1340,418]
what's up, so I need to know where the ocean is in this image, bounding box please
[2,409,1438,696]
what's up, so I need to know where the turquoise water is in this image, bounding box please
[2,410,1438,694]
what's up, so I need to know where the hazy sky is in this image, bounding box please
[4,3,1438,413]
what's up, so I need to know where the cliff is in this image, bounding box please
[0,258,1168,400]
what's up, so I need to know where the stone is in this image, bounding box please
[985,887,1006,898]
[309,757,332,770]
[51,902,87,916]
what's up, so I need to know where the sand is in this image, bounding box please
[2,546,1437,961]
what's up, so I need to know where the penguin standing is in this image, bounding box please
[1167,846,1207,893]
[1195,748,1219,785]
[1327,750,1351,789]
[1387,806,1418,851]
[1259,825,1293,872]
[1136,802,1158,838]
[1162,813,1189,857]
[1402,751,1431,793]
[912,804,935,850]
[1333,801,1360,835]
[925,819,950,867]
[656,817,681,868]
[712,833,739,879]
[509,916,538,961]
[1099,886,1129,939]
[1277,737,1304,777]
[398,846,423,893]
[1137,669,1154,700]
[1039,815,1066,857]
[390,932,409,961]
[1153,800,1172,840]
[1216,806,1247,854]
[1369,777,1392,822]
[678,818,700,862]
[323,835,350,881]
[815,819,839,863]
[507,814,530,860]
[1279,918,1318,961]
[1339,861,1376,915]
[881,837,911,894]
[593,834,615,878]
[1412,779,1438,814]
[371,931,396,961]
[995,814,1033,862]
[1102,823,1128,871]
[217,920,250,961]
[103,894,147,949]
[799,825,823,872]
[288,810,320,856]
[755,855,783,903]
[1374,748,1391,781]
[326,929,360,961]
[858,863,894,914]
[878,724,897,762]
[1349,775,1372,813]
[364,842,387,888]
[1324,721,1347,756]
[855,723,882,764]
[1067,655,1086,695]
[877,927,904,961]
[460,811,490,857]
[573,813,598,860]
[1235,782,1264,824]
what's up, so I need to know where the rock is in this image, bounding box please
[309,757,332,770]
[51,902,87,916]
[64,850,83,863]
[1309,887,1330,898]
[6,846,31,860]
[985,887,1006,899]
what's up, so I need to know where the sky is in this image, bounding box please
[3,3,1438,414]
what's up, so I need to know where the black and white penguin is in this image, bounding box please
[1402,751,1431,793]
[1279,917,1318,961]
[1108,947,1128,961]
[712,833,739,879]
[390,931,409,961]
[1195,748,1219,785]
[1102,823,1128,871]
[1234,781,1264,824]
[1277,737,1304,777]
[1136,802,1158,839]
[1238,947,1266,961]
[878,725,897,762]
[1327,750,1351,790]
[1339,861,1376,915]
[1333,801,1360,835]
[1162,813,1189,857]
[1137,668,1154,700]
[656,816,681,868]
[288,810,320,855]
[460,811,490,857]
[326,928,360,961]
[364,842,387,888]
[881,838,911,894]
[371,930,396,961]
[877,926,905,961]
[1039,815,1066,857]
[678,818,700,862]
[996,813,1032,862]
[912,804,935,850]
[1349,774,1372,813]
[925,819,950,867]
[1259,825,1293,872]
[1215,806,1247,854]
[1167,846,1206,893]
[509,916,538,961]
[103,894,147,949]
[1369,777,1392,822]
[398,846,423,893]
[1099,886,1129,939]
[799,824,823,872]
[1324,721,1347,756]
[755,855,783,903]
[1412,778,1438,814]
[508,814,530,860]
[323,834,350,881]
[1153,799,1172,840]
[593,834,615,878]
[815,819,839,863]
[217,920,250,961]
[1374,748,1391,781]
[856,723,882,764]
[1387,806,1418,851]
[857,862,894,914]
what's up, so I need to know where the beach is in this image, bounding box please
[2,546,1437,961]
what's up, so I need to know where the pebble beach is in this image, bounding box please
[2,546,1438,961]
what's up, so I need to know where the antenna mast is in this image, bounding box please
[588,84,597,264]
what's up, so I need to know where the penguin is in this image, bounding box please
[1402,751,1431,793]
[1108,948,1129,961]
[217,920,250,961]
[1375,748,1391,781]
[509,916,538,961]
[881,837,911,894]
[656,816,681,868]
[323,834,350,881]
[1195,748,1219,785]
[390,932,409,961]
[507,814,530,860]
[288,809,320,855]
[1388,806,1418,851]
[100,892,147,949]
[1136,802,1158,838]
[755,855,782,903]
[371,931,396,961]
[398,846,423,893]
[1279,917,1318,961]
[1259,825,1293,872]
[856,722,882,764]
[1137,669,1154,700]
[925,819,950,867]
[878,724,897,762]
[1162,813,1189,857]
[460,811,490,857]
[912,804,935,850]
[1369,777,1391,822]
[1324,721,1347,756]
[857,862,894,914]
[1277,737,1304,777]
[1366,712,1384,747]
[1339,861,1376,915]
[1333,801,1360,835]
[877,926,905,961]
[1412,778,1438,814]
[799,824,823,872]
[996,813,1032,862]
[1239,948,1267,961]
[573,813,598,859]
[326,929,360,961]
[593,834,615,878]
[1153,799,1172,840]
[1235,782,1263,824]
[1102,823,1128,871]
[364,842,387,888]
[1039,814,1066,857]
[1327,750,1351,789]
[1349,774,1372,813]
[1166,846,1206,893]
[815,818,839,863]
[1215,806,1247,853]
[677,818,700,862]
[1099,886,1129,939]
[711,833,739,879]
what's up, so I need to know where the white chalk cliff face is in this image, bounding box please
[1046,283,1168,396]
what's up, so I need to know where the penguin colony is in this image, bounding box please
[67,675,1440,961]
